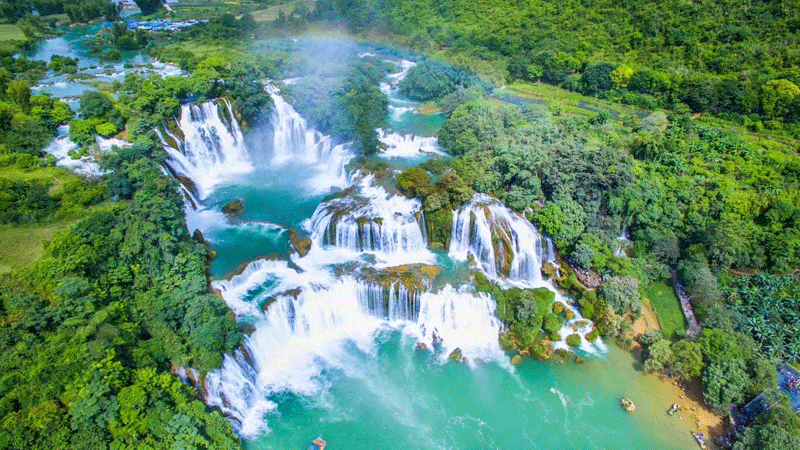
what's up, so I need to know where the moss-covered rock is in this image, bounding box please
[566,334,582,347]
[586,328,600,342]
[449,347,463,362]
[498,332,513,349]
[552,302,565,314]
[288,229,312,257]
[222,199,244,217]
[531,339,554,359]
[511,355,522,365]
[544,313,563,335]
[357,264,441,294]
[424,208,453,249]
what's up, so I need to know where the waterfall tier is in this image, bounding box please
[266,85,351,174]
[160,98,252,200]
[308,177,431,265]
[204,260,502,436]
[377,129,444,159]
[449,194,544,283]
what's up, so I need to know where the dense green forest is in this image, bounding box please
[1,0,118,24]
[314,0,800,134]
[0,50,278,448]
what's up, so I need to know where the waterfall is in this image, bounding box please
[449,194,543,283]
[376,128,444,159]
[267,86,350,162]
[308,176,432,265]
[160,98,252,200]
[203,258,503,436]
[204,277,381,437]
[356,281,420,322]
[414,285,504,361]
[44,124,105,177]
[614,228,631,258]
[542,236,561,277]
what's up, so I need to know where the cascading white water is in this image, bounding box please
[265,85,352,192]
[44,124,105,177]
[204,257,503,436]
[414,285,504,361]
[380,59,419,121]
[614,228,631,258]
[308,176,432,266]
[448,194,606,353]
[542,235,562,277]
[357,281,420,322]
[376,128,445,159]
[160,98,252,200]
[449,194,543,283]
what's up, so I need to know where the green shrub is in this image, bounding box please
[566,334,582,347]
[94,121,117,137]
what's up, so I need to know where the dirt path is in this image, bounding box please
[633,297,660,338]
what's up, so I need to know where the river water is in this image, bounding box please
[28,32,701,450]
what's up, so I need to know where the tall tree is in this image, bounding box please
[134,0,162,16]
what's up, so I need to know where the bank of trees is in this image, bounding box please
[0,137,243,449]
[283,54,389,154]
[312,0,800,132]
[0,0,118,23]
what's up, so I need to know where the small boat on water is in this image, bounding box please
[668,403,679,415]
[621,397,636,412]
[308,438,326,450]
[692,432,708,450]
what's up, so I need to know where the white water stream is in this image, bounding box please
[158,69,603,437]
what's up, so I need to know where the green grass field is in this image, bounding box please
[251,0,316,22]
[645,281,687,338]
[497,81,649,120]
[0,220,74,273]
[0,24,25,51]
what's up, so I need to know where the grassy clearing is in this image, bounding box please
[645,281,687,338]
[251,0,316,22]
[0,165,76,197]
[0,24,25,51]
[497,81,649,120]
[500,81,799,150]
[0,220,74,273]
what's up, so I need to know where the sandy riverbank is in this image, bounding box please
[658,375,726,449]
[630,300,727,449]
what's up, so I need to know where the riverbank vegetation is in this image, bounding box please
[0,50,247,447]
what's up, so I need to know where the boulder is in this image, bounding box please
[222,199,244,217]
[449,347,463,363]
[288,229,312,257]
[621,397,636,412]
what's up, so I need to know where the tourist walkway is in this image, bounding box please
[669,268,701,339]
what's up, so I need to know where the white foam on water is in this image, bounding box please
[43,124,105,177]
[265,85,352,193]
[160,98,253,200]
[377,128,445,159]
